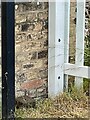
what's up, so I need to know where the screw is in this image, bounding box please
[58,39,61,42]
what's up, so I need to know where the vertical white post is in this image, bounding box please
[75,0,85,88]
[48,1,65,97]
[64,0,70,91]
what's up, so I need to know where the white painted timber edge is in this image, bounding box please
[64,0,70,90]
[48,1,65,97]
[64,63,90,79]
[75,0,86,86]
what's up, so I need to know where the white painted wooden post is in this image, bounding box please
[64,0,70,91]
[48,1,65,97]
[75,0,86,87]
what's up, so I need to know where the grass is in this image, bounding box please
[15,87,88,118]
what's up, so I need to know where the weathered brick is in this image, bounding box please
[25,71,39,80]
[31,52,37,60]
[28,24,35,31]
[16,72,26,82]
[27,34,31,40]
[17,4,25,12]
[34,22,42,31]
[15,25,22,32]
[39,69,48,79]
[38,50,48,59]
[42,19,48,30]
[21,24,29,31]
[16,33,27,42]
[15,14,26,23]
[20,79,45,90]
[26,13,36,22]
[44,60,48,66]
[23,63,34,69]
[44,40,48,47]
[37,87,46,93]
[38,11,48,20]
[16,91,25,98]
[15,44,21,53]
[16,54,26,62]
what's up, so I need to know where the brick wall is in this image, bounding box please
[15,2,48,99]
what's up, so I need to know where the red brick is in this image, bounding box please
[20,79,45,90]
